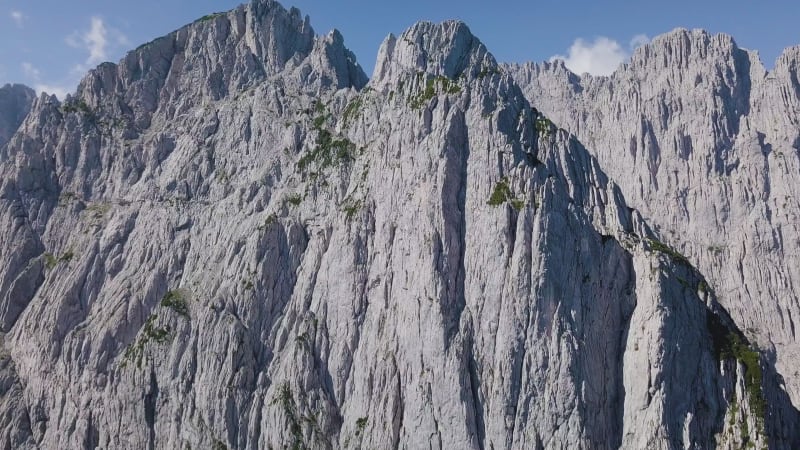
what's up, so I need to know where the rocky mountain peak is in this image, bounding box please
[372,20,496,85]
[294,28,368,91]
[0,84,36,148]
[1,2,800,448]
[30,0,366,143]
[626,27,755,75]
[772,44,800,87]
[509,22,800,432]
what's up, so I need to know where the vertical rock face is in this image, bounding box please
[507,28,800,421]
[0,84,36,148]
[0,6,796,450]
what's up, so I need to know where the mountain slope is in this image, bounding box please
[0,84,35,148]
[0,5,797,450]
[507,29,800,413]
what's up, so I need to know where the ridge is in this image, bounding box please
[0,4,798,449]
[372,20,497,86]
[57,0,365,135]
[0,84,36,148]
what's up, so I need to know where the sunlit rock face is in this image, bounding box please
[0,83,35,147]
[509,29,800,427]
[0,4,797,449]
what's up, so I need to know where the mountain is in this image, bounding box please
[0,84,36,148]
[507,27,800,421]
[0,2,797,449]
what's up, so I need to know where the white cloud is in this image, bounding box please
[20,62,72,100]
[65,33,81,49]
[34,84,71,100]
[550,37,627,76]
[10,10,24,27]
[67,16,129,73]
[113,29,131,47]
[21,62,40,80]
[550,33,651,76]
[85,16,109,65]
[630,34,651,50]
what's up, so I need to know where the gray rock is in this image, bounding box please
[508,28,800,425]
[0,7,795,450]
[0,84,35,148]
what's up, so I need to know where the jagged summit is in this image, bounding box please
[0,2,799,448]
[302,28,368,90]
[372,20,496,85]
[31,0,368,149]
[625,27,756,74]
[55,0,366,126]
[518,28,756,82]
[0,84,35,148]
[510,19,800,444]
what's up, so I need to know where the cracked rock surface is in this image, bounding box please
[0,4,797,449]
[509,28,800,422]
[0,84,35,148]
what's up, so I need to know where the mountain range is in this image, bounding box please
[0,1,798,448]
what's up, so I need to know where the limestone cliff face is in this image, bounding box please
[0,4,796,449]
[0,84,35,148]
[508,28,800,426]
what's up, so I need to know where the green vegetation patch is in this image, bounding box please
[211,439,228,450]
[197,12,225,23]
[646,238,691,266]
[58,192,78,206]
[343,97,364,126]
[123,315,172,369]
[535,117,553,136]
[161,290,189,317]
[296,99,359,174]
[409,75,462,109]
[285,193,303,207]
[509,198,525,211]
[61,99,94,117]
[708,314,767,436]
[43,253,58,270]
[271,382,304,450]
[313,113,329,129]
[355,417,368,435]
[725,335,766,427]
[297,128,356,172]
[216,169,230,184]
[342,198,363,220]
[487,178,512,206]
[257,214,277,231]
[477,66,502,79]
[85,202,111,220]
[487,177,525,210]
[61,99,126,135]
[44,251,74,270]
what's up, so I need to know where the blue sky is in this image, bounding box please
[2,0,799,98]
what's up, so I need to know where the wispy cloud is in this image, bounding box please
[630,34,651,50]
[20,62,72,100]
[35,84,71,100]
[67,16,108,66]
[10,10,24,28]
[29,16,130,100]
[550,34,651,76]
[67,16,130,73]
[21,62,40,79]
